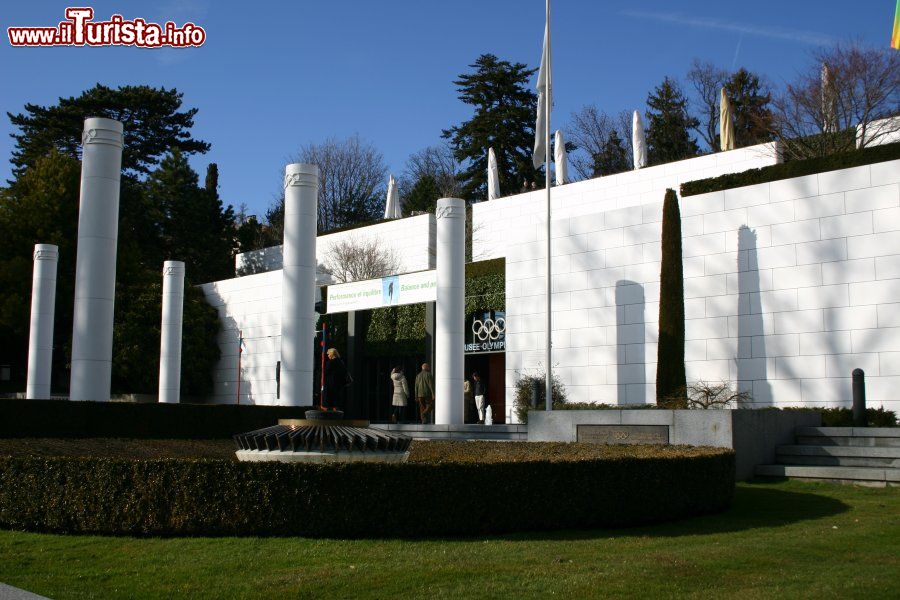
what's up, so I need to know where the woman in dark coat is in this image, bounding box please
[324,348,347,411]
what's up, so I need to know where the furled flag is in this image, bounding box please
[554,130,568,185]
[383,174,402,219]
[487,147,501,200]
[532,22,551,169]
[632,110,647,169]
[720,88,735,151]
[893,0,900,50]
[239,331,246,354]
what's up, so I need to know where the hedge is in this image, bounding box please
[0,443,734,538]
[0,399,312,439]
[680,142,900,197]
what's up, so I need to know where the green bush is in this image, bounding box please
[680,142,900,197]
[0,443,734,537]
[513,371,568,423]
[0,399,312,439]
[819,407,898,427]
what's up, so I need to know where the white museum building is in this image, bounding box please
[200,139,900,423]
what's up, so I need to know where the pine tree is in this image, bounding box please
[724,68,773,147]
[656,189,687,407]
[442,54,539,200]
[144,151,234,283]
[646,77,700,166]
[403,173,440,216]
[7,83,209,178]
[591,130,630,177]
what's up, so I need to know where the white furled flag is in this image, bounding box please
[487,147,501,200]
[632,110,647,170]
[554,130,568,185]
[720,88,735,151]
[383,174,402,219]
[532,21,551,169]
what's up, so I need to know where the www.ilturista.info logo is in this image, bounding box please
[7,7,206,48]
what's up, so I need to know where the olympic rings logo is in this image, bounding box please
[472,317,506,341]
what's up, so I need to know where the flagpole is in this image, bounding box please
[236,329,242,405]
[544,0,552,411]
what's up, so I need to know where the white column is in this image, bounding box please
[26,244,59,399]
[158,261,185,403]
[280,163,319,406]
[435,197,465,425]
[69,117,124,401]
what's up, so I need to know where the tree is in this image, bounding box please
[592,130,631,177]
[323,238,400,284]
[144,151,234,283]
[7,83,209,178]
[724,68,774,147]
[442,54,539,200]
[688,62,773,151]
[568,106,633,179]
[687,60,729,151]
[0,151,81,391]
[646,77,700,166]
[656,189,687,408]
[770,42,900,159]
[403,173,441,216]
[400,144,461,199]
[295,135,387,232]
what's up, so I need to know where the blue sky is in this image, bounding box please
[1,1,894,217]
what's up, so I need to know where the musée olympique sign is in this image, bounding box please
[327,272,507,354]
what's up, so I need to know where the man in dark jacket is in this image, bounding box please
[414,363,435,424]
[324,348,347,411]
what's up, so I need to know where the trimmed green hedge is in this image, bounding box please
[0,399,312,439]
[681,142,900,197]
[0,444,734,537]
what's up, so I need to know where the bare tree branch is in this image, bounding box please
[567,106,633,179]
[323,237,401,284]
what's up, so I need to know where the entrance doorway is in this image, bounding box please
[464,352,505,424]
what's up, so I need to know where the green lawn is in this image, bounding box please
[0,480,897,599]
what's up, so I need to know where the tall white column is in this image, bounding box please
[26,244,59,399]
[280,163,319,407]
[158,261,185,403]
[69,117,124,401]
[435,197,465,425]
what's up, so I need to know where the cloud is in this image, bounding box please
[620,10,835,47]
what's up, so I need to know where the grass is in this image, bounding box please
[0,480,896,599]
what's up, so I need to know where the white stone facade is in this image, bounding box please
[234,214,436,276]
[494,157,900,421]
[201,214,435,405]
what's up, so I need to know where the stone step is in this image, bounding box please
[777,444,900,467]
[755,463,900,487]
[795,426,900,447]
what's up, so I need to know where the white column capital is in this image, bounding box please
[284,163,318,189]
[82,117,124,148]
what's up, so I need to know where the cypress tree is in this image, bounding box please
[656,189,687,407]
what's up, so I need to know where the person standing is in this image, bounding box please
[415,363,435,424]
[473,371,487,424]
[390,366,409,424]
[463,377,474,423]
[324,348,347,411]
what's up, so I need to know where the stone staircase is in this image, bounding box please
[755,427,900,487]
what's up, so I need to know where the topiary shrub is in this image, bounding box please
[0,442,735,538]
[656,189,687,407]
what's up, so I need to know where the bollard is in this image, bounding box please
[852,368,867,427]
[531,379,540,409]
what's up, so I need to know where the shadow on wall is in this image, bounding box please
[616,280,645,405]
[218,315,255,405]
[737,226,771,406]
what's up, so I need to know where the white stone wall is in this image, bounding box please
[200,270,283,405]
[234,214,435,276]
[501,158,900,421]
[473,144,779,262]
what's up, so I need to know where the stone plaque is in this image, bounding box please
[576,424,669,445]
